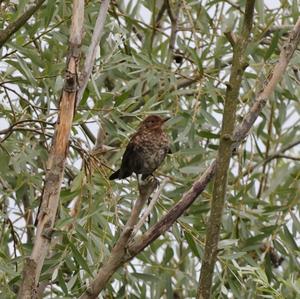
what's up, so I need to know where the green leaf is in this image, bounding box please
[264,31,280,61]
[184,231,200,258]
[281,225,299,251]
[44,0,56,27]
[131,273,159,283]
[69,242,92,276]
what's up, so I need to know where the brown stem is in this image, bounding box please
[22,192,34,244]
[0,0,47,48]
[237,139,300,180]
[166,0,180,54]
[76,0,111,106]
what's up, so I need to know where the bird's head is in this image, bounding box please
[140,115,170,130]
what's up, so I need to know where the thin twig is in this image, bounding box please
[132,178,169,236]
[0,18,67,60]
[166,0,180,57]
[235,139,300,181]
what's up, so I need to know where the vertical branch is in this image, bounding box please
[166,0,180,64]
[166,0,179,52]
[22,192,34,243]
[257,103,274,198]
[69,0,111,220]
[76,0,110,106]
[17,1,85,298]
[197,1,256,298]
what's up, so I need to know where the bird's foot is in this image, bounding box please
[138,175,159,196]
[140,175,159,188]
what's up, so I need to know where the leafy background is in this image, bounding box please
[0,0,300,298]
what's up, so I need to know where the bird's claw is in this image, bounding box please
[141,175,159,188]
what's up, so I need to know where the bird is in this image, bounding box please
[109,115,170,181]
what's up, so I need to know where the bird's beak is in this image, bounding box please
[163,117,171,123]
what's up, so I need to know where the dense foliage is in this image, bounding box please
[0,0,299,298]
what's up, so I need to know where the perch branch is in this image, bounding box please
[132,178,169,236]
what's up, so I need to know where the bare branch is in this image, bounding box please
[132,178,169,236]
[240,139,300,178]
[0,0,46,48]
[128,162,216,255]
[0,19,67,60]
[275,154,300,161]
[76,0,111,106]
[17,1,85,298]
[224,31,237,47]
[166,0,180,61]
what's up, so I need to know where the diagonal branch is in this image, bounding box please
[166,0,180,53]
[241,139,300,178]
[0,0,46,48]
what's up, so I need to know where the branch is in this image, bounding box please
[275,154,300,161]
[80,123,96,144]
[70,0,112,218]
[240,139,300,179]
[166,0,180,53]
[0,18,67,60]
[198,1,255,297]
[224,31,237,47]
[128,162,216,254]
[0,0,46,48]
[76,0,111,106]
[17,1,85,298]
[132,178,169,236]
[79,178,158,299]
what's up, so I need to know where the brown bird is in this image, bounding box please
[109,115,170,180]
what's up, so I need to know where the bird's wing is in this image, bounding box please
[120,140,144,175]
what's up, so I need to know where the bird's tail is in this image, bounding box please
[109,169,132,180]
[109,169,120,180]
